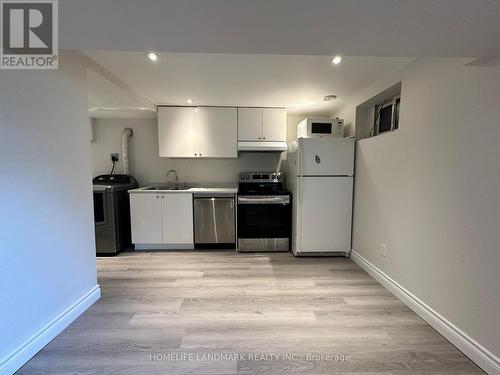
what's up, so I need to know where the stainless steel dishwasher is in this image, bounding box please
[193,194,236,247]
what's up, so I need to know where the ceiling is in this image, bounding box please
[85,51,412,116]
[63,0,500,58]
[80,0,499,117]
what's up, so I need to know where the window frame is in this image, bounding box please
[373,94,400,136]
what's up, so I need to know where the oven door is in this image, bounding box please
[237,195,291,239]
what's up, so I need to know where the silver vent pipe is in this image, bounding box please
[121,128,133,175]
[275,150,288,175]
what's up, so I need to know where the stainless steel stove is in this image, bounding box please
[237,172,291,252]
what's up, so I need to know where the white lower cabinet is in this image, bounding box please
[161,193,193,244]
[129,194,163,244]
[130,193,193,247]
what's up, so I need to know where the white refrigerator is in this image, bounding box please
[286,137,354,256]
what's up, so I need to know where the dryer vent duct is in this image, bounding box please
[121,128,133,175]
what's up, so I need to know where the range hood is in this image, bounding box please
[238,141,288,152]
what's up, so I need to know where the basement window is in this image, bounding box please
[353,82,401,140]
[371,95,400,136]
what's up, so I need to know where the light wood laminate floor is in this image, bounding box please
[18,251,483,374]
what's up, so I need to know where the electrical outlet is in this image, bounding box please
[380,244,387,257]
[110,153,119,162]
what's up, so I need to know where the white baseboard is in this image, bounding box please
[350,250,499,375]
[0,285,101,375]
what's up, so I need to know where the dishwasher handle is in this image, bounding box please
[194,196,234,207]
[193,197,235,244]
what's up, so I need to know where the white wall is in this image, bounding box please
[286,114,306,143]
[0,51,99,373]
[335,58,500,370]
[91,118,285,185]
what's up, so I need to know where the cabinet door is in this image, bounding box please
[161,193,194,244]
[197,107,237,158]
[237,108,263,141]
[158,107,197,157]
[262,108,287,141]
[130,194,163,244]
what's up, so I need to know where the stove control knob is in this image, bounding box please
[277,174,282,180]
[272,173,276,179]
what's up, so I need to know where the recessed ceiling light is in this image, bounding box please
[187,99,193,104]
[332,55,342,65]
[147,52,158,62]
[323,94,337,101]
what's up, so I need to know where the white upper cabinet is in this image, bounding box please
[158,106,286,157]
[158,107,196,158]
[238,108,263,141]
[263,108,287,142]
[237,107,286,142]
[158,106,237,158]
[197,107,237,158]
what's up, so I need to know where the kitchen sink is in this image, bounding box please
[143,184,191,191]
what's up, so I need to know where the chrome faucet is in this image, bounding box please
[166,169,178,186]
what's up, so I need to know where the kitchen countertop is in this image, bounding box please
[128,183,238,194]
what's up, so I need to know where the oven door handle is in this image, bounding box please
[238,196,290,205]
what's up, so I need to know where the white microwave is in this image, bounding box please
[297,118,344,138]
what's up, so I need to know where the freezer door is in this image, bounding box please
[298,138,354,176]
[296,176,353,253]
